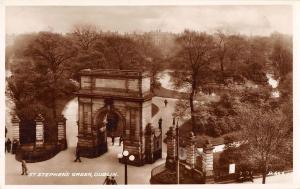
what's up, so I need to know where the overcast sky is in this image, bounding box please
[5,6,292,36]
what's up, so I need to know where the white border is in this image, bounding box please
[1,1,299,189]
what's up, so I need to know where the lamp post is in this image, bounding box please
[173,116,180,184]
[176,118,180,184]
[118,150,135,185]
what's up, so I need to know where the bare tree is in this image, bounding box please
[71,24,99,50]
[215,30,228,75]
[171,30,216,133]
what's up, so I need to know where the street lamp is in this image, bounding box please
[176,118,180,184]
[173,116,180,184]
[118,150,135,185]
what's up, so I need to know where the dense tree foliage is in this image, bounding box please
[6,26,292,148]
[171,30,216,133]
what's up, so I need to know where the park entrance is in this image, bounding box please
[76,69,160,166]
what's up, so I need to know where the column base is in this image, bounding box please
[58,139,67,150]
[77,142,108,158]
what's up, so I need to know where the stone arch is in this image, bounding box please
[93,106,126,137]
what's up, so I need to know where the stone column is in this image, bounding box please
[11,114,20,142]
[57,115,67,150]
[166,126,176,170]
[144,123,154,163]
[35,114,45,148]
[202,140,214,183]
[186,131,196,168]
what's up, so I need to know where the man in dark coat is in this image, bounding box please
[164,99,168,107]
[110,176,117,185]
[6,138,11,153]
[12,139,18,154]
[74,147,82,162]
[111,135,115,146]
[103,176,111,185]
[119,136,123,146]
[158,118,162,130]
[5,140,7,153]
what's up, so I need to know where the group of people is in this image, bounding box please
[5,138,19,154]
[111,136,123,146]
[236,170,254,183]
[103,176,117,185]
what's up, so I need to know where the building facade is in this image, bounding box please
[76,69,154,166]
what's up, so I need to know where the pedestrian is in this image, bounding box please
[7,138,12,153]
[21,160,28,175]
[238,171,243,182]
[158,118,162,130]
[119,136,123,146]
[250,170,254,182]
[164,99,168,107]
[12,139,18,154]
[110,176,117,185]
[74,147,82,162]
[103,176,111,185]
[112,136,115,146]
[5,140,7,153]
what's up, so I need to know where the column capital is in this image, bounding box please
[35,114,45,122]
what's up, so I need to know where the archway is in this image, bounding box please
[94,107,125,149]
[19,119,36,144]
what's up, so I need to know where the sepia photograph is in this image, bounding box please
[3,2,296,186]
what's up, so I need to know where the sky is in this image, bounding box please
[5,5,292,36]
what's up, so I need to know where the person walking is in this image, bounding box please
[5,140,7,153]
[6,138,11,153]
[12,139,18,154]
[110,176,117,185]
[164,99,168,107]
[158,118,162,130]
[119,136,123,146]
[74,147,82,162]
[103,176,111,185]
[112,136,115,146]
[250,170,254,182]
[21,160,28,175]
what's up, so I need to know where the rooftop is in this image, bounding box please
[79,69,150,78]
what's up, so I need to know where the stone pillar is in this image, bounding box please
[166,126,176,170]
[202,140,214,183]
[144,123,154,163]
[35,114,45,148]
[57,115,67,150]
[11,114,20,142]
[186,131,196,168]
